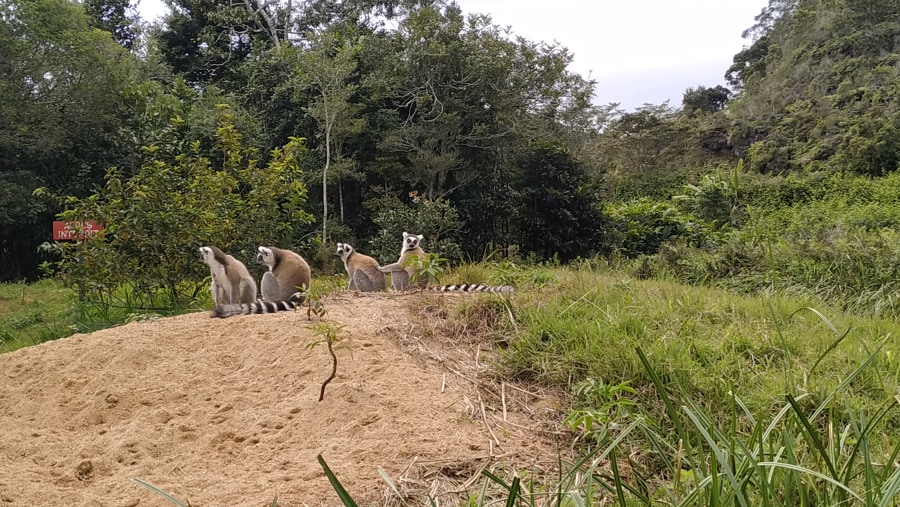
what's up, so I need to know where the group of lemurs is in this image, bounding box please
[200,231,514,319]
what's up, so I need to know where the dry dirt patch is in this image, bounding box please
[0,293,561,506]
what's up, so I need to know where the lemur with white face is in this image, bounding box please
[209,246,311,318]
[335,243,386,292]
[199,246,257,306]
[376,232,516,294]
[377,231,427,291]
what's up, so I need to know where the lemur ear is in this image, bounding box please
[402,231,410,238]
[417,235,424,241]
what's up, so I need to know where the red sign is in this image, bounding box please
[52,221,104,241]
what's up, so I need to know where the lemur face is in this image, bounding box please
[335,243,354,260]
[256,246,276,267]
[199,246,215,267]
[401,232,424,252]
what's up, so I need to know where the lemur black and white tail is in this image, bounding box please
[211,292,306,318]
[431,283,515,294]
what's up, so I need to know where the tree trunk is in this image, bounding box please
[339,177,344,223]
[323,117,331,243]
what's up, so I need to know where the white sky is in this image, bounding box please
[135,0,769,111]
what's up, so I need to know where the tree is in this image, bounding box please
[156,0,269,85]
[512,143,605,261]
[295,29,361,243]
[0,0,137,280]
[682,85,731,115]
[726,0,900,174]
[83,0,138,50]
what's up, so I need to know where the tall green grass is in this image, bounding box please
[490,265,900,505]
[504,268,898,418]
[0,279,200,353]
[0,279,80,352]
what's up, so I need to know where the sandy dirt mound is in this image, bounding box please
[0,294,558,506]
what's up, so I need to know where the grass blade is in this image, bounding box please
[317,454,359,507]
[132,478,187,507]
[635,347,689,452]
[810,334,889,422]
[728,390,756,428]
[482,469,514,493]
[675,475,716,507]
[808,327,851,378]
[682,406,749,507]
[567,491,587,507]
[878,464,900,507]
[609,447,628,507]
[378,467,404,504]
[785,394,839,481]
[505,476,521,507]
[787,306,840,336]
[758,462,862,501]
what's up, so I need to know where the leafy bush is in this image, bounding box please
[41,105,315,308]
[511,143,607,261]
[605,198,709,257]
[673,164,742,228]
[369,195,463,264]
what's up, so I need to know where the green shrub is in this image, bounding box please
[369,196,463,264]
[41,105,315,308]
[605,198,710,257]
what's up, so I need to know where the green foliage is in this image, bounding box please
[563,378,636,443]
[370,196,463,263]
[0,279,182,352]
[83,0,137,50]
[0,280,73,352]
[673,163,743,228]
[512,143,606,261]
[729,0,900,175]
[605,198,708,257]
[155,0,265,85]
[293,28,364,243]
[496,267,900,504]
[503,268,899,420]
[682,84,731,115]
[407,252,447,287]
[0,0,138,280]
[596,104,712,176]
[45,106,314,308]
[637,171,900,317]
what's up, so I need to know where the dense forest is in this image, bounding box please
[3,0,900,314]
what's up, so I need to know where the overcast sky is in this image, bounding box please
[134,0,769,111]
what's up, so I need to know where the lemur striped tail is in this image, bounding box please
[431,283,515,294]
[211,293,306,318]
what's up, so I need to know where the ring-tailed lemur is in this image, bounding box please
[377,231,427,291]
[335,243,386,292]
[210,246,311,318]
[256,246,311,303]
[199,246,257,306]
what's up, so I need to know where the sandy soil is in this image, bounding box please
[0,293,559,506]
